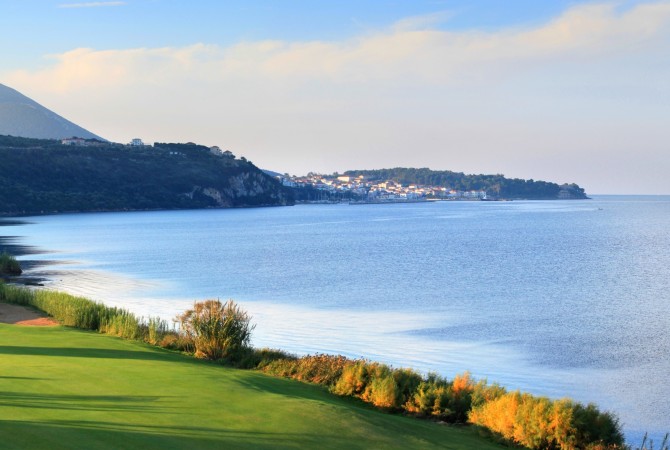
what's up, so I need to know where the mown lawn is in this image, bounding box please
[0,324,505,450]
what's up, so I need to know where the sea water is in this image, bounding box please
[6,196,670,443]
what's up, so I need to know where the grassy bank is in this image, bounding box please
[0,284,630,449]
[0,324,504,450]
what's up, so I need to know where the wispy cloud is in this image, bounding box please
[6,1,670,193]
[58,1,126,8]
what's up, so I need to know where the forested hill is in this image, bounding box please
[344,168,588,200]
[0,135,293,215]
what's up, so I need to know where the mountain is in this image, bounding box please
[0,83,104,140]
[0,136,293,215]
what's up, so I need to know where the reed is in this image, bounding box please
[175,299,255,360]
[0,251,22,275]
[1,284,148,340]
[636,433,669,450]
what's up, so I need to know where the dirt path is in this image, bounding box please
[0,303,59,326]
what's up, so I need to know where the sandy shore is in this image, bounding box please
[0,302,59,326]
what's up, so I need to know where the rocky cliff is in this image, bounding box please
[0,136,293,215]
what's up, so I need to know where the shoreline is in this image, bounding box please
[1,207,666,445]
[0,202,295,219]
[0,284,627,449]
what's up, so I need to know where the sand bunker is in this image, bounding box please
[0,303,59,326]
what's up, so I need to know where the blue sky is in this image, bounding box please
[1,1,648,68]
[1,0,669,193]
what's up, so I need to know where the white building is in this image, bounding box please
[61,137,87,146]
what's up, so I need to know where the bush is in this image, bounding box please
[176,299,254,360]
[234,348,297,370]
[157,331,191,352]
[404,373,452,419]
[0,252,22,275]
[468,391,625,449]
[332,360,370,396]
[572,403,624,449]
[261,349,626,449]
[448,372,476,422]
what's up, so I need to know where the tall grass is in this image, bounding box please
[636,433,669,450]
[176,299,255,360]
[0,284,168,342]
[0,252,22,275]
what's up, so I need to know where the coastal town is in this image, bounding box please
[277,173,488,202]
[59,136,488,202]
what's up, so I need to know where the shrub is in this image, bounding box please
[448,372,476,422]
[253,348,297,369]
[468,391,624,450]
[157,331,191,352]
[572,403,624,449]
[233,347,296,370]
[404,373,452,419]
[176,299,254,360]
[0,252,22,275]
[333,360,370,396]
[364,370,398,408]
[393,368,423,407]
[263,354,351,384]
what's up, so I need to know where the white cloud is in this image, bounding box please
[58,2,126,8]
[5,1,670,193]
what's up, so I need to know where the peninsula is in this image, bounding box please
[280,168,588,202]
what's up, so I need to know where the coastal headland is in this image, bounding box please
[0,135,587,216]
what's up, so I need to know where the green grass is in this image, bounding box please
[0,324,505,450]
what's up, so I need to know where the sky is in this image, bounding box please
[1,0,669,194]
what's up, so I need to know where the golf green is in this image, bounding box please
[0,324,505,449]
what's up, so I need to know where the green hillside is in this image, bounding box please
[0,136,293,215]
[0,324,504,450]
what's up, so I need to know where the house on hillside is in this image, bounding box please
[61,137,87,146]
[129,138,144,147]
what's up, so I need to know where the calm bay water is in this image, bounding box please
[6,196,670,442]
